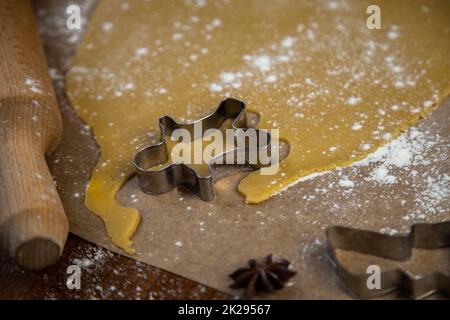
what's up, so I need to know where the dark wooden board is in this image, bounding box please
[0,234,230,299]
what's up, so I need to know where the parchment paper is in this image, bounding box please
[37,0,449,299]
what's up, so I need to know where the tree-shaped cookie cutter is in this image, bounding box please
[326,221,450,299]
[133,98,273,201]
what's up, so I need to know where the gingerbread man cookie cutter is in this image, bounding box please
[133,98,274,201]
[326,221,450,299]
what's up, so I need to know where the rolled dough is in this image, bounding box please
[66,0,450,253]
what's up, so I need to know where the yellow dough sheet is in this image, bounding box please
[66,0,450,253]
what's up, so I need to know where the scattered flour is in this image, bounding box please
[135,47,149,57]
[248,55,272,72]
[283,124,448,221]
[175,240,183,247]
[338,177,355,188]
[25,78,43,94]
[367,167,397,184]
[281,36,296,48]
[101,22,114,32]
[379,227,399,235]
[346,96,362,106]
[351,123,363,131]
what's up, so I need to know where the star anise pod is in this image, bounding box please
[229,254,297,298]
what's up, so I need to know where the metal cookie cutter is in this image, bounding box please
[326,221,450,299]
[133,98,272,201]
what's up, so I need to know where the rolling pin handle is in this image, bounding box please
[0,0,69,269]
[0,125,68,269]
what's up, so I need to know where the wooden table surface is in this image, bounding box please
[0,234,231,299]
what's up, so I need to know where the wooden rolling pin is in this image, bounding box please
[0,0,68,269]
